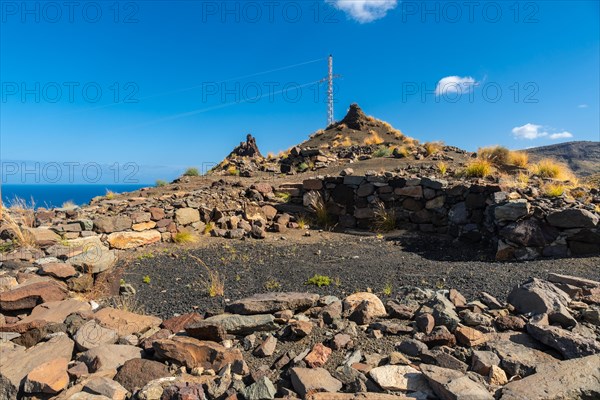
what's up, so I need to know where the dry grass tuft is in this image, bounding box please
[296,215,310,230]
[531,159,573,181]
[332,136,353,148]
[307,191,333,228]
[203,222,215,235]
[364,131,384,145]
[478,146,510,165]
[174,230,199,244]
[111,295,146,314]
[0,200,36,248]
[508,151,529,167]
[424,141,443,156]
[437,161,447,175]
[542,183,566,197]
[373,200,396,232]
[392,145,410,158]
[463,159,493,178]
[190,255,225,297]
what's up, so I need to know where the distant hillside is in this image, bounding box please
[524,141,600,177]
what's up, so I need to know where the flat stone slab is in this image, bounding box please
[0,298,90,333]
[94,307,162,336]
[421,364,493,400]
[368,365,431,392]
[0,280,68,311]
[106,230,161,250]
[500,354,600,399]
[290,367,343,397]
[225,292,319,315]
[203,313,277,335]
[152,336,243,371]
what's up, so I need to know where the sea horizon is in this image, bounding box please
[1,184,152,209]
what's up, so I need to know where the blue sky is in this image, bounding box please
[1,0,599,183]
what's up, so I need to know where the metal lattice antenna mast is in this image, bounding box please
[320,54,341,127]
[328,55,334,127]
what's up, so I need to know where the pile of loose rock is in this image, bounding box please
[1,266,599,399]
[0,179,308,266]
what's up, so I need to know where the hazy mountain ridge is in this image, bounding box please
[524,141,600,177]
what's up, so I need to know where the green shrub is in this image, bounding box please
[264,279,281,291]
[183,167,200,177]
[142,275,151,284]
[274,192,291,202]
[373,146,392,158]
[297,162,309,172]
[305,274,332,287]
[155,179,168,187]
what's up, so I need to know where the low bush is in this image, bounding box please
[274,192,291,202]
[227,166,240,176]
[297,162,310,172]
[373,146,392,158]
[463,159,493,178]
[305,274,332,287]
[183,167,200,177]
[155,180,167,187]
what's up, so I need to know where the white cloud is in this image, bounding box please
[512,123,574,140]
[326,0,398,23]
[549,131,573,140]
[578,104,589,108]
[512,123,548,140]
[435,76,478,96]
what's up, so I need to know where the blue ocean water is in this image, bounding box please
[1,184,150,208]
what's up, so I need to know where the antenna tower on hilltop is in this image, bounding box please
[321,54,341,127]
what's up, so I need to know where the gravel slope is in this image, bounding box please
[122,232,600,319]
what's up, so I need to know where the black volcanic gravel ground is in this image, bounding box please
[122,232,600,319]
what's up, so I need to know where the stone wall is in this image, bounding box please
[298,175,600,260]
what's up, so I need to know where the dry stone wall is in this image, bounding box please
[299,175,600,260]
